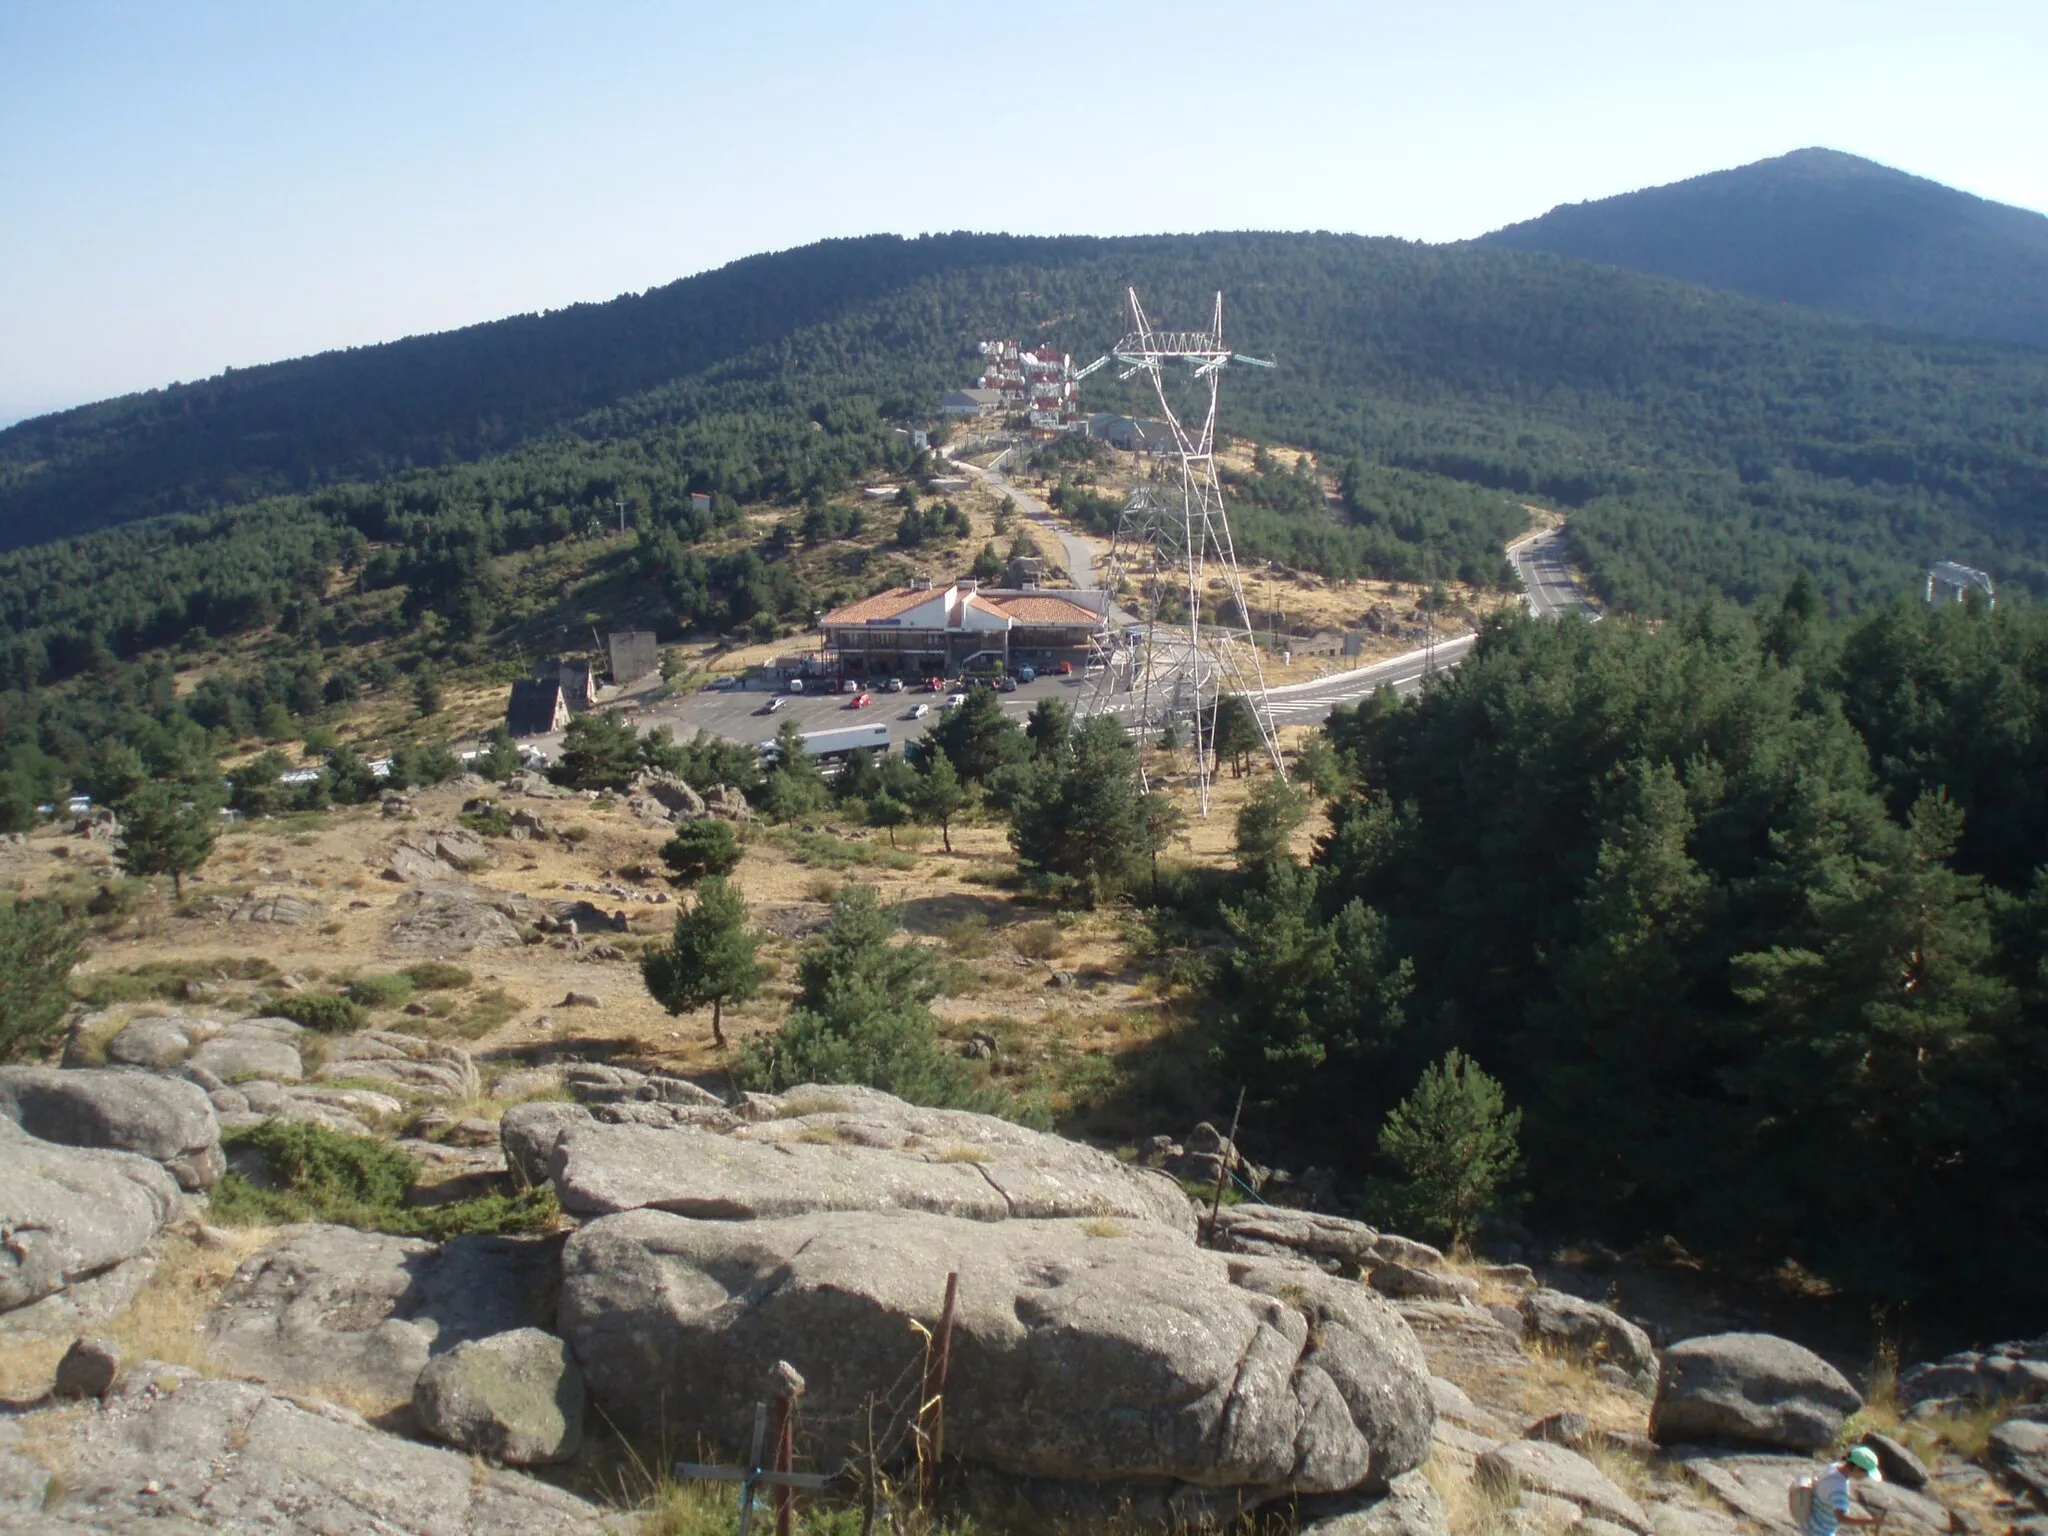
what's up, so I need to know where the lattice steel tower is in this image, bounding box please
[1075,288,1284,813]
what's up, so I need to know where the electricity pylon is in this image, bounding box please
[1075,288,1284,814]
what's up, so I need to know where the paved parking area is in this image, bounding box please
[616,673,1091,754]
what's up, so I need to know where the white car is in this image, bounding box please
[910,703,930,719]
[945,692,967,709]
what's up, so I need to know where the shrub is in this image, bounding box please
[344,972,415,1010]
[210,1120,559,1239]
[267,991,365,1033]
[402,961,472,991]
[1010,920,1064,960]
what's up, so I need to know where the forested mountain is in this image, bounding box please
[1480,148,2048,350]
[7,231,2048,599]
[3,228,2048,797]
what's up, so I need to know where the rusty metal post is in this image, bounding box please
[931,1271,959,1463]
[915,1271,961,1506]
[771,1392,795,1536]
[1204,1087,1245,1245]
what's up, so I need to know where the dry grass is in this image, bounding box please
[1516,1338,1654,1436]
[1426,1447,1528,1536]
[934,1144,988,1163]
[0,1225,276,1402]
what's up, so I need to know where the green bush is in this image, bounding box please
[344,972,415,1010]
[402,961,473,991]
[211,1120,560,1239]
[267,991,366,1033]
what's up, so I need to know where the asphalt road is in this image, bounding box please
[1509,528,1600,620]
[955,452,1097,589]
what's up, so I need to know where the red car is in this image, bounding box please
[925,676,946,692]
[849,692,873,709]
[1055,660,1074,676]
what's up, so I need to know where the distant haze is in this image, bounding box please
[4,0,2047,425]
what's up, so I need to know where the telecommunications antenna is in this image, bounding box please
[1074,288,1284,814]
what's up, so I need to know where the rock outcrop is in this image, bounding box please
[1900,1335,2048,1410]
[203,1225,558,1404]
[388,884,526,950]
[412,1327,585,1465]
[1299,1468,1450,1536]
[1520,1288,1658,1388]
[319,1030,481,1099]
[0,1119,182,1317]
[1649,1333,1862,1451]
[1991,1418,2048,1503]
[0,1369,611,1534]
[1477,1438,1653,1533]
[562,1206,1436,1504]
[0,1065,223,1189]
[1208,1205,1381,1277]
[102,1012,307,1083]
[546,1082,1194,1227]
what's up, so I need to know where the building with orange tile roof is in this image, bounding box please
[820,579,1109,677]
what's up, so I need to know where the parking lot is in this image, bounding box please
[611,670,1095,757]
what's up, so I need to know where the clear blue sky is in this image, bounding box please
[4,0,2045,426]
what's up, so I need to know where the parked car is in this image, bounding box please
[925,676,946,692]
[842,679,860,694]
[882,677,905,693]
[945,692,967,709]
[787,678,805,693]
[1016,666,1037,684]
[996,677,1018,693]
[1055,660,1074,676]
[910,703,930,719]
[849,692,873,709]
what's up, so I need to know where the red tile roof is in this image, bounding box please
[977,593,1101,626]
[822,588,940,625]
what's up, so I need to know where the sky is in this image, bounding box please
[4,0,2046,427]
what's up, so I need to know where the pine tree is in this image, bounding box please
[1025,697,1070,759]
[552,711,643,790]
[660,819,742,885]
[413,670,443,718]
[927,687,1026,784]
[1008,715,1143,905]
[115,782,216,897]
[1377,1050,1522,1247]
[742,885,973,1103]
[761,718,829,821]
[911,751,969,852]
[640,876,764,1048]
[474,726,525,781]
[1210,694,1262,778]
[0,898,86,1061]
[1235,776,1307,874]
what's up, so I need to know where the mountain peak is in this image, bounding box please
[1479,150,2048,348]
